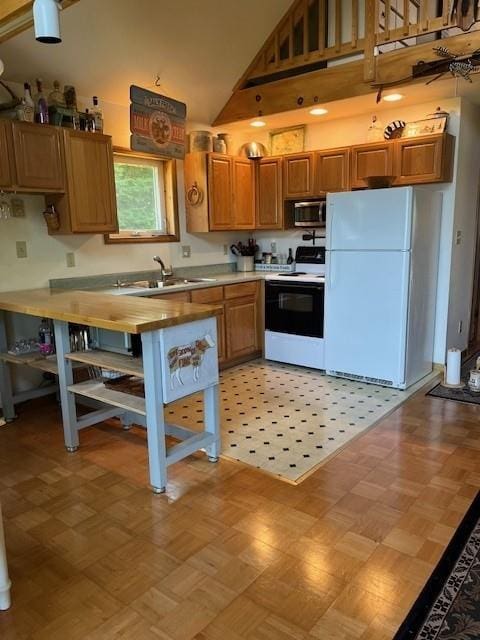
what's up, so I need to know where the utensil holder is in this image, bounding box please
[237,256,254,272]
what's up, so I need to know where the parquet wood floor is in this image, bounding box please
[0,377,479,639]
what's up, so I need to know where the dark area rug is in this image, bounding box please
[393,491,480,640]
[427,353,480,405]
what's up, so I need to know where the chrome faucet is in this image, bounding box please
[153,255,172,283]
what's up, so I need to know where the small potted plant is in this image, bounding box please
[230,239,258,272]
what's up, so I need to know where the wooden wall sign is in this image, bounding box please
[130,85,186,159]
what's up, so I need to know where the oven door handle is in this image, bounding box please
[266,282,324,292]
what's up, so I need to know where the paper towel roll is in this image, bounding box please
[446,348,461,385]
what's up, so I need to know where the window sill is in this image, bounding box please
[104,232,180,244]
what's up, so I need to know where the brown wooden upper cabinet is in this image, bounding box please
[0,120,14,189]
[232,157,255,229]
[12,121,65,192]
[46,130,118,234]
[256,157,283,229]
[283,152,315,198]
[315,147,350,193]
[185,152,255,232]
[350,141,394,189]
[394,134,454,185]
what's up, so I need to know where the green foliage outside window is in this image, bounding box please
[114,163,161,231]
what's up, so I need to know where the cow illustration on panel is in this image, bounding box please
[167,334,215,388]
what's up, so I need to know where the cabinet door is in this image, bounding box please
[225,297,259,360]
[208,154,233,230]
[315,148,350,193]
[12,122,64,191]
[394,134,453,185]
[150,291,191,302]
[0,120,13,188]
[283,153,315,198]
[256,157,283,229]
[232,157,255,229]
[64,131,118,232]
[350,142,394,189]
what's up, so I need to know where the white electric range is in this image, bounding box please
[264,246,326,369]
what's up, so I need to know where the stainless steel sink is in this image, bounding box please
[183,278,217,283]
[116,277,217,289]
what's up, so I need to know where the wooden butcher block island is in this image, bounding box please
[0,288,222,494]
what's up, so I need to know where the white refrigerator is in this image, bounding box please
[325,186,441,389]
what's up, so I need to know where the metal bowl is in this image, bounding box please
[239,142,268,159]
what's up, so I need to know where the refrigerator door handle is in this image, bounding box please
[328,254,334,290]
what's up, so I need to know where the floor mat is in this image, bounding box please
[427,352,480,405]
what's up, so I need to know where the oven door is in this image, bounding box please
[265,281,324,338]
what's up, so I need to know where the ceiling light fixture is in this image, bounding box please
[383,93,404,102]
[309,107,328,115]
[33,0,62,44]
[250,120,266,128]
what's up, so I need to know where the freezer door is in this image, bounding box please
[327,187,413,251]
[325,250,410,385]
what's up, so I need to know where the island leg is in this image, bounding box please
[0,503,11,611]
[204,384,220,462]
[53,320,79,452]
[141,330,167,494]
[0,311,15,423]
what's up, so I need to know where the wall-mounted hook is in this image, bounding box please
[155,74,161,87]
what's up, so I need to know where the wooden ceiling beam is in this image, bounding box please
[212,29,480,126]
[0,0,79,44]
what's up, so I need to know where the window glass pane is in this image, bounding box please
[114,163,160,231]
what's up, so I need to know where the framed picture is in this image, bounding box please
[269,125,305,155]
[402,116,447,138]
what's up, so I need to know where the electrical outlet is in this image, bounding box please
[182,245,191,258]
[223,244,228,256]
[66,252,75,268]
[16,241,27,259]
[455,230,462,245]
[10,198,25,218]
[458,320,463,334]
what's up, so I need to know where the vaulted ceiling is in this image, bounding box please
[0,0,292,124]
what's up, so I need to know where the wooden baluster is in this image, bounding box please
[403,0,410,35]
[289,13,294,61]
[274,31,280,68]
[442,0,450,26]
[335,0,342,52]
[420,0,428,31]
[352,0,358,49]
[384,0,391,40]
[303,0,309,59]
[364,0,377,82]
[318,0,325,55]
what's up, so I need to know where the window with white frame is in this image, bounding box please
[105,150,179,244]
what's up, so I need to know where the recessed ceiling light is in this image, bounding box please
[383,93,404,102]
[309,107,328,115]
[250,120,266,127]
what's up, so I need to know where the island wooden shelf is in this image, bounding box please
[67,379,147,416]
[0,351,85,375]
[65,349,144,378]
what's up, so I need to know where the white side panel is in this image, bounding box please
[265,331,325,370]
[327,187,413,251]
[325,250,410,386]
[404,189,442,387]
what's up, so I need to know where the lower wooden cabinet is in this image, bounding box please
[153,281,261,368]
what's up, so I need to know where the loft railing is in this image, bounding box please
[242,0,473,87]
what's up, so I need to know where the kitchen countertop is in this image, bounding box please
[89,271,266,297]
[0,289,221,333]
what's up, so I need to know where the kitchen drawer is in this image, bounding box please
[150,291,191,302]
[224,281,258,300]
[191,286,224,303]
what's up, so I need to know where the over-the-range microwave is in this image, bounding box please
[294,200,326,228]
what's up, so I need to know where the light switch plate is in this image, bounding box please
[16,241,27,258]
[10,198,25,218]
[66,252,75,268]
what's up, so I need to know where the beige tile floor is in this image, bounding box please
[167,360,436,483]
